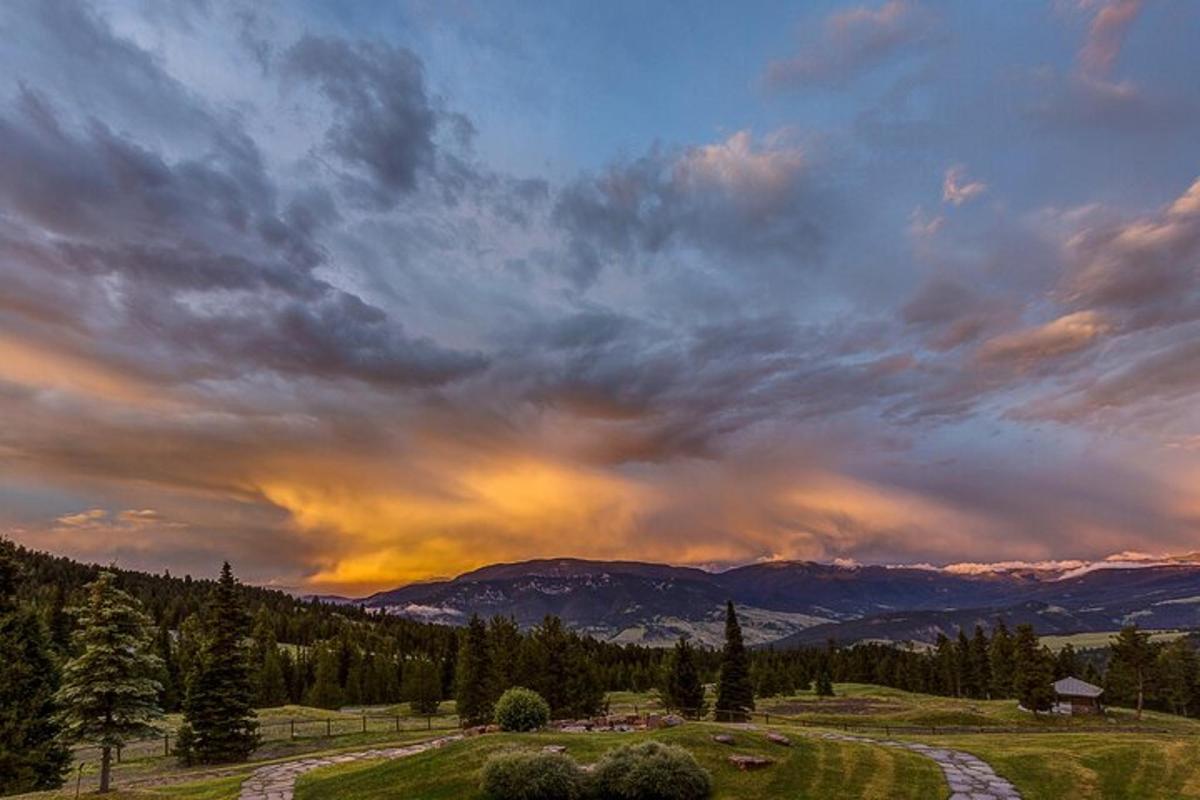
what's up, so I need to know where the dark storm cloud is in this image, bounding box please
[284,35,443,207]
[552,132,829,287]
[0,80,484,388]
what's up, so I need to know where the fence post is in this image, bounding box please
[765,713,770,725]
[326,719,332,738]
[291,719,296,739]
[427,715,432,731]
[362,715,367,733]
[164,733,170,756]
[395,715,400,732]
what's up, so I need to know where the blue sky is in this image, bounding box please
[1,0,1198,592]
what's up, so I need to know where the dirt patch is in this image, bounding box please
[767,698,902,716]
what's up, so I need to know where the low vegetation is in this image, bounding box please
[494,687,551,732]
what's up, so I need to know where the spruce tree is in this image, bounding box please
[815,665,835,697]
[1108,625,1157,720]
[969,625,991,699]
[988,620,1016,698]
[182,562,259,763]
[403,658,443,715]
[455,614,495,726]
[1156,638,1197,717]
[662,636,706,717]
[1012,624,1054,713]
[715,601,754,721]
[0,543,71,793]
[57,571,162,794]
[306,644,343,709]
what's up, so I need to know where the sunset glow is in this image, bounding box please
[2,0,1199,594]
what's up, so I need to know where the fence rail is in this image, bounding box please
[72,713,462,762]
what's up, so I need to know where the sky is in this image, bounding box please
[1,0,1199,594]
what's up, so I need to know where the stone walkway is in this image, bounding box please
[237,735,461,800]
[816,732,1021,799]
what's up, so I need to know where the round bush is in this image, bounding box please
[494,686,551,732]
[480,751,586,800]
[589,741,712,800]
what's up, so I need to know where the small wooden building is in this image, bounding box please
[1053,676,1103,715]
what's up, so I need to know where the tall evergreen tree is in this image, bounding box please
[306,644,343,709]
[1012,624,1054,713]
[1054,643,1079,680]
[815,664,835,697]
[1108,625,1157,720]
[715,601,754,720]
[456,614,495,726]
[968,625,991,699]
[403,658,443,715]
[182,562,259,763]
[0,542,71,793]
[156,623,182,712]
[988,620,1016,698]
[662,636,706,717]
[57,571,162,794]
[1157,638,1198,717]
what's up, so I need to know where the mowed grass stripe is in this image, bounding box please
[293,726,946,800]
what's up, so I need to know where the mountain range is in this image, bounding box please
[335,556,1200,647]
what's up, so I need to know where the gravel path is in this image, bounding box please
[816,732,1021,799]
[237,735,462,800]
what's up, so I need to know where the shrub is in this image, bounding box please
[494,687,551,732]
[590,741,712,800]
[480,751,586,800]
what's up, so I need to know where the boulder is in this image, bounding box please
[766,732,792,746]
[542,745,567,754]
[712,734,735,745]
[662,714,685,727]
[729,755,773,771]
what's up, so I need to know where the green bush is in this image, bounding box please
[480,751,586,800]
[590,741,712,800]
[494,686,551,732]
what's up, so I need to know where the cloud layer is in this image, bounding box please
[1,0,1198,592]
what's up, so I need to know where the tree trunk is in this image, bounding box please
[99,746,112,793]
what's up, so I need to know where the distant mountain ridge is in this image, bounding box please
[349,556,1200,647]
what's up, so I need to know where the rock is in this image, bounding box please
[765,732,792,746]
[662,714,685,727]
[728,755,773,771]
[712,734,735,745]
[542,745,567,754]
[644,714,664,729]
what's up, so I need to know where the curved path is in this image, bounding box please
[237,735,462,800]
[815,731,1021,799]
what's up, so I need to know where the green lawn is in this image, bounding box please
[921,733,1200,799]
[756,683,1200,732]
[1039,630,1186,653]
[293,725,946,800]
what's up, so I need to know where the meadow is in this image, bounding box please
[15,685,1200,800]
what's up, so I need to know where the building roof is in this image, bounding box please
[1053,676,1103,698]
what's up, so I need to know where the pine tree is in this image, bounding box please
[156,623,182,712]
[403,658,443,715]
[57,571,162,794]
[1108,625,1157,720]
[969,625,991,699]
[715,601,754,721]
[456,614,495,726]
[1156,638,1197,717]
[988,620,1016,698]
[182,562,259,763]
[1054,643,1079,680]
[662,636,706,717]
[1012,624,1054,713]
[306,644,343,709]
[0,542,71,793]
[815,665,835,697]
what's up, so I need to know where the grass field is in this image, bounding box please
[757,683,1200,732]
[293,725,946,800]
[16,685,1200,799]
[1039,629,1187,653]
[921,733,1200,799]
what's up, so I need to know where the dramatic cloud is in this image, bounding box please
[1,0,1198,592]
